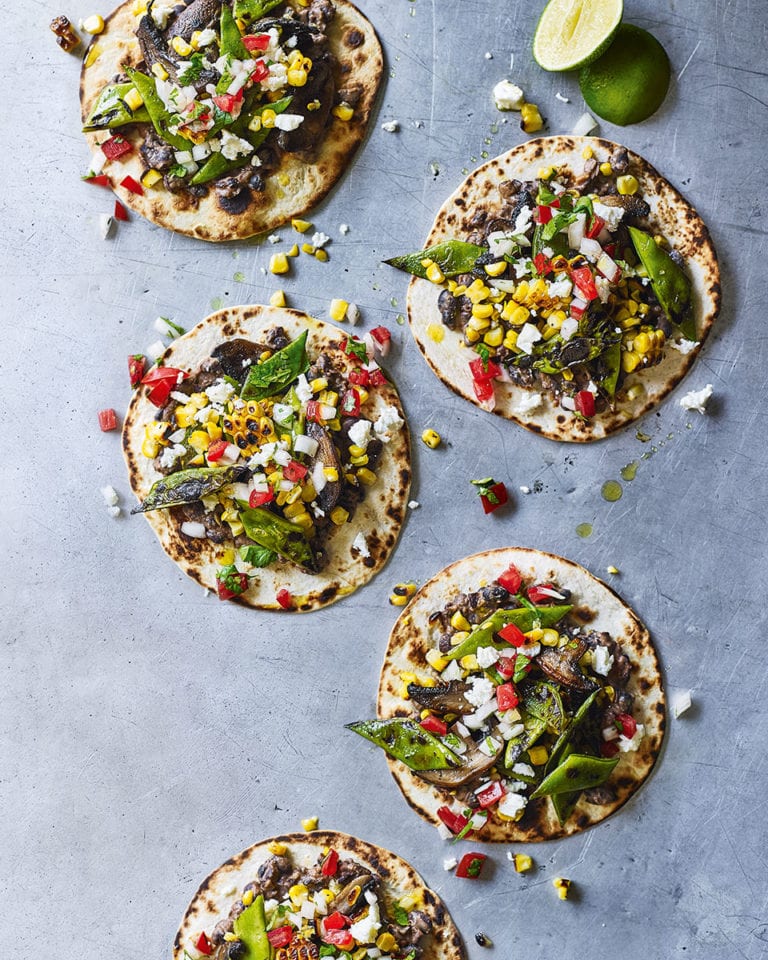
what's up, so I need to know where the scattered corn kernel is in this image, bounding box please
[377,933,397,953]
[617,174,639,195]
[171,35,193,56]
[514,854,533,873]
[484,260,507,278]
[315,248,329,262]
[582,146,593,159]
[323,467,339,482]
[599,161,613,176]
[553,877,571,900]
[241,889,254,907]
[269,289,286,307]
[300,818,318,833]
[268,841,288,855]
[332,103,354,121]
[421,428,441,449]
[528,745,548,765]
[261,108,277,128]
[330,506,349,525]
[537,165,555,180]
[301,242,316,255]
[287,243,299,257]
[606,565,620,575]
[451,611,471,631]
[269,253,289,275]
[141,168,162,188]
[460,654,479,671]
[329,298,348,322]
[520,102,544,133]
[357,468,377,486]
[426,649,448,672]
[287,67,308,86]
[540,628,559,647]
[291,219,312,235]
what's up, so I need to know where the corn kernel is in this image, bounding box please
[451,611,471,631]
[175,405,195,428]
[468,315,491,332]
[84,43,102,67]
[287,67,308,86]
[349,454,368,466]
[142,438,159,459]
[301,243,316,255]
[450,631,469,646]
[357,468,377,486]
[329,298,348,322]
[503,330,519,350]
[223,933,238,943]
[290,883,309,904]
[377,933,397,953]
[460,654,479,671]
[391,594,410,608]
[171,35,193,56]
[141,168,162,188]
[241,889,254,907]
[426,263,445,284]
[528,745,548,765]
[269,253,289,275]
[540,628,559,647]
[123,86,144,112]
[617,174,639,195]
[291,219,312,233]
[132,0,147,13]
[599,161,613,176]
[323,467,339,482]
[332,103,354,121]
[472,302,494,319]
[269,289,286,307]
[426,648,448,672]
[287,244,299,257]
[514,854,533,873]
[484,260,507,278]
[330,506,349,525]
[484,326,504,347]
[537,166,555,180]
[633,332,651,354]
[268,841,288,856]
[553,877,571,900]
[261,109,277,128]
[188,430,210,453]
[421,428,441,449]
[622,350,641,373]
[520,102,544,133]
[582,146,593,159]
[315,248,329,262]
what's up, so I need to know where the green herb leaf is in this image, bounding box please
[344,338,369,362]
[385,240,485,279]
[391,903,409,926]
[177,52,206,85]
[471,477,497,501]
[475,343,491,368]
[240,545,278,567]
[513,654,531,684]
[158,316,186,338]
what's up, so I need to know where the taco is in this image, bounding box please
[174,830,465,960]
[347,548,665,841]
[122,305,410,611]
[80,0,382,240]
[387,136,720,441]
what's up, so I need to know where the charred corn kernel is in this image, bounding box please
[514,854,533,873]
[301,243,316,255]
[549,309,567,329]
[330,506,349,525]
[123,86,143,111]
[288,49,304,66]
[142,437,159,458]
[426,263,445,284]
[503,329,519,350]
[617,174,639,195]
[537,165,555,180]
[269,289,286,307]
[348,443,365,457]
[484,326,504,347]
[349,454,368,466]
[315,248,329,262]
[451,611,471,631]
[171,35,193,56]
[622,350,641,373]
[599,161,613,176]
[269,253,289,275]
[332,103,354,121]
[392,594,410,608]
[426,648,448,671]
[626,299,639,316]
[220,549,235,566]
[460,654,479,671]
[301,481,317,502]
[484,260,507,278]
[84,43,102,66]
[520,102,544,133]
[261,109,277,128]
[175,405,195,428]
[553,878,571,900]
[472,302,494,319]
[450,631,469,646]
[329,298,348,321]
[357,467,377,486]
[582,145,594,159]
[637,302,650,316]
[528,745,548,765]
[141,168,162,188]
[188,430,210,453]
[268,841,288,855]
[399,671,417,695]
[241,889,254,907]
[377,933,397,953]
[633,332,651,354]
[468,315,491,332]
[287,67,308,86]
[290,883,309,904]
[291,219,312,233]
[653,328,666,344]
[283,501,307,519]
[540,629,559,647]
[223,933,239,942]
[421,428,441,449]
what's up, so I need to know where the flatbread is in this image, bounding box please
[122,305,411,611]
[406,136,721,441]
[174,830,466,960]
[377,547,666,841]
[80,0,383,240]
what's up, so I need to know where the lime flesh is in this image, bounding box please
[579,24,671,125]
[533,0,623,72]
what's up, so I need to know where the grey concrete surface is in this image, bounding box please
[3,1,768,957]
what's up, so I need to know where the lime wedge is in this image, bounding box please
[533,0,623,72]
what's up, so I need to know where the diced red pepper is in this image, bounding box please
[142,363,188,407]
[323,912,349,931]
[498,623,526,647]
[120,175,143,196]
[101,135,133,161]
[585,215,605,240]
[616,713,637,739]
[574,390,595,418]
[534,252,552,276]
[526,583,560,605]
[603,242,616,258]
[571,265,598,301]
[370,325,392,350]
[147,380,172,406]
[348,369,370,387]
[341,388,361,417]
[322,929,354,949]
[250,59,269,83]
[141,366,184,385]
[456,852,487,879]
[85,174,110,186]
[216,570,248,602]
[437,805,469,836]
[306,400,322,423]
[497,564,522,595]
[276,588,292,610]
[321,849,339,877]
[472,376,495,405]
[368,368,387,387]
[128,354,146,387]
[249,489,274,508]
[98,408,118,432]
[195,932,213,956]
[114,200,129,222]
[550,197,561,208]
[267,926,293,948]
[212,90,243,113]
[480,482,508,514]
[601,741,620,758]
[496,656,516,679]
[570,297,588,320]
[496,683,519,711]
[242,33,270,51]
[476,780,506,809]
[420,715,448,736]
[283,460,308,482]
[207,439,229,463]
[469,357,501,382]
[537,204,553,224]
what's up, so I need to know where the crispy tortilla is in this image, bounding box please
[80,0,382,241]
[377,547,665,841]
[406,136,721,441]
[122,305,411,611]
[174,830,466,960]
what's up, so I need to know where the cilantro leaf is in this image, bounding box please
[240,545,278,568]
[391,903,410,926]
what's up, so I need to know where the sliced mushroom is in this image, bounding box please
[416,739,498,788]
[136,14,178,80]
[171,0,222,41]
[328,873,376,918]
[537,639,598,692]
[599,194,651,220]
[211,338,265,382]
[307,421,341,512]
[406,681,474,715]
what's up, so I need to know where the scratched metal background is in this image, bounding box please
[3,0,768,957]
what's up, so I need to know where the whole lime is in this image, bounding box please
[579,24,671,125]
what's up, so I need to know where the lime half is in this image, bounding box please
[579,24,671,125]
[533,0,623,72]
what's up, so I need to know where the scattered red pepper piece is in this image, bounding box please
[601,741,620,758]
[348,369,370,387]
[537,204,553,224]
[321,929,354,949]
[527,583,562,605]
[195,932,213,956]
[420,715,448,736]
[369,326,392,356]
[250,59,269,83]
[101,135,133,161]
[128,354,146,387]
[437,805,469,836]
[242,33,270,51]
[249,489,274,508]
[98,408,118,432]
[276,588,292,610]
[141,366,186,407]
[368,367,387,387]
[216,565,249,601]
[266,926,293,948]
[496,656,516,679]
[283,460,308,482]
[472,376,495,405]
[574,390,595,418]
[456,852,487,879]
[207,439,229,463]
[469,357,501,382]
[84,173,110,186]
[323,912,349,931]
[114,200,129,222]
[471,477,508,514]
[616,713,637,739]
[120,174,144,196]
[496,682,519,711]
[498,623,526,648]
[571,264,598,301]
[341,388,361,417]
[585,214,605,240]
[305,400,322,423]
[321,849,339,877]
[534,252,552,276]
[212,90,244,113]
[476,780,506,809]
[497,564,522,595]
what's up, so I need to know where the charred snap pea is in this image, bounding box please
[550,743,580,825]
[237,503,317,572]
[545,690,600,775]
[504,716,546,768]
[445,605,572,662]
[600,340,622,397]
[385,240,486,279]
[240,330,309,401]
[531,753,620,798]
[346,719,464,771]
[126,68,189,150]
[232,893,270,960]
[82,83,150,131]
[132,465,246,513]
[219,2,250,58]
[628,227,695,340]
[233,0,284,23]
[523,681,566,734]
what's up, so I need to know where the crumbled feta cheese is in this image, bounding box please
[593,201,625,232]
[158,444,185,469]
[492,79,525,111]
[311,231,331,249]
[339,223,350,235]
[519,485,531,494]
[373,405,404,442]
[518,642,541,658]
[559,316,579,342]
[106,505,121,518]
[476,645,501,669]
[512,762,535,778]
[443,856,458,871]
[593,645,615,677]
[274,113,305,132]
[595,276,612,303]
[486,230,518,258]
[195,28,216,47]
[100,485,119,507]
[513,390,542,414]
[150,0,177,29]
[263,62,288,91]
[98,214,114,240]
[348,419,373,450]
[671,338,699,354]
[679,384,713,413]
[484,51,493,59]
[464,700,499,730]
[346,303,361,325]
[555,91,570,103]
[348,909,381,945]
[547,277,573,299]
[673,690,693,718]
[498,792,527,818]
[618,723,645,752]
[206,379,235,406]
[516,323,542,355]
[514,205,533,234]
[295,374,313,403]
[466,677,496,708]
[220,129,253,160]
[478,735,502,757]
[381,119,399,132]
[352,532,370,558]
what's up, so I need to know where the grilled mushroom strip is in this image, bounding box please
[328,874,376,917]
[307,421,341,512]
[537,638,598,692]
[416,739,498,788]
[406,680,474,715]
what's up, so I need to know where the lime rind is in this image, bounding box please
[533,0,624,72]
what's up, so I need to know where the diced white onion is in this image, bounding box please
[579,237,602,262]
[181,521,207,538]
[572,111,598,136]
[567,212,586,250]
[294,434,319,457]
[464,699,499,730]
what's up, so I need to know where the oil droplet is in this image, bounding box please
[427,323,444,343]
[480,151,489,159]
[470,156,477,163]
[620,461,638,481]
[461,167,469,175]
[395,313,405,325]
[390,297,398,307]
[636,430,651,442]
[601,480,623,502]
[210,297,223,310]
[490,123,498,134]
[483,137,492,145]
[233,272,245,282]
[576,522,593,538]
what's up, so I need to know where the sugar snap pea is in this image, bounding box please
[132,465,246,513]
[82,83,150,131]
[530,753,620,798]
[345,719,464,771]
[445,605,571,662]
[385,240,486,279]
[629,227,695,340]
